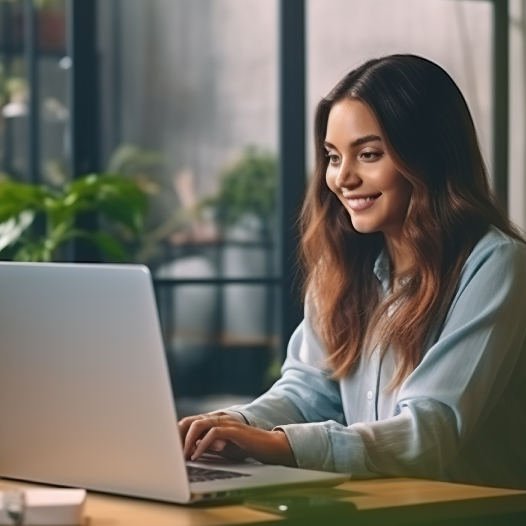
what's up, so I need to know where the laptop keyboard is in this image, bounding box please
[187,466,251,483]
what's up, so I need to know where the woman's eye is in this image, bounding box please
[326,153,339,164]
[360,151,381,161]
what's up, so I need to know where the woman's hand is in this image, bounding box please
[179,412,240,444]
[178,413,297,467]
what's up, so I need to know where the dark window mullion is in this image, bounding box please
[68,0,100,261]
[24,0,39,184]
[279,0,306,359]
[1,1,15,175]
[491,0,509,212]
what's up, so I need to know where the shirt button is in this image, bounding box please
[367,390,373,400]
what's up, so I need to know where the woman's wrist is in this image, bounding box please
[272,428,297,467]
[212,411,249,425]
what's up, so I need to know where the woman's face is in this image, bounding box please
[324,98,413,240]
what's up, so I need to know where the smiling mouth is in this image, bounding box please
[345,194,381,211]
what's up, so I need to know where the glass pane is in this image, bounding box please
[509,0,526,230]
[307,0,493,176]
[157,283,279,418]
[154,240,278,280]
[0,0,28,180]
[1,0,68,184]
[37,0,69,187]
[98,0,279,278]
[97,0,280,408]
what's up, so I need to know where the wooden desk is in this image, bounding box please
[1,478,526,526]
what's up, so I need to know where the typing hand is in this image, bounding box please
[179,412,241,455]
[179,413,297,467]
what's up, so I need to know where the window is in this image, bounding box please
[98,0,281,414]
[0,0,516,416]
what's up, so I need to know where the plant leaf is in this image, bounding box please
[0,211,35,252]
[83,231,129,262]
[203,146,277,226]
[65,173,147,233]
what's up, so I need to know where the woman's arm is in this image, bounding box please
[276,238,526,477]
[179,301,345,462]
[184,236,526,478]
[225,305,345,430]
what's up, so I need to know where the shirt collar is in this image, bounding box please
[373,247,413,294]
[373,246,390,293]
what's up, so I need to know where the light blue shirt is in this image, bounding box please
[226,225,526,488]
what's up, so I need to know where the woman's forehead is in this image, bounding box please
[326,99,383,146]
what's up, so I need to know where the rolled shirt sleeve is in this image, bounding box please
[220,411,250,424]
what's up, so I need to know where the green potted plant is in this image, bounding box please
[105,143,192,266]
[197,146,279,393]
[0,172,147,262]
[201,146,277,239]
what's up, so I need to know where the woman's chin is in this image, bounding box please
[351,223,379,235]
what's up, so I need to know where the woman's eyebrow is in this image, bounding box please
[323,135,382,150]
[350,134,382,147]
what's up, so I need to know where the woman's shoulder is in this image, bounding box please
[460,224,526,287]
[471,224,526,259]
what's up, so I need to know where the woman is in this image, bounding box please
[179,54,526,489]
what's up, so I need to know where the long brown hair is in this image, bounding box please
[300,54,524,388]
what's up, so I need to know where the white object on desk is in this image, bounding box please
[0,489,86,525]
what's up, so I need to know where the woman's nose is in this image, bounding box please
[335,160,361,190]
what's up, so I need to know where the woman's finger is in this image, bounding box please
[179,412,241,446]
[208,438,228,451]
[190,424,258,461]
[195,437,228,452]
[178,414,205,441]
[190,425,297,467]
[184,414,224,459]
[191,427,228,460]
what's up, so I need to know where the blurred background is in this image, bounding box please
[0,0,523,417]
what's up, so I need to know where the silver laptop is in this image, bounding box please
[0,262,348,503]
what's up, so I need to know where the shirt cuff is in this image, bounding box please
[218,410,250,425]
[273,422,335,471]
[222,406,276,430]
[274,421,372,476]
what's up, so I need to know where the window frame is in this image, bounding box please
[3,0,510,360]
